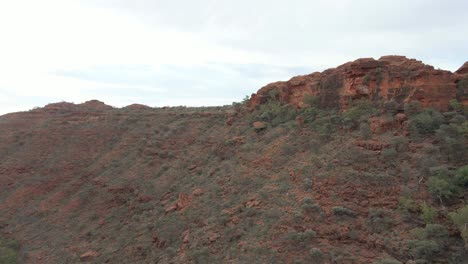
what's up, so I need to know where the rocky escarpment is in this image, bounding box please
[249,55,467,111]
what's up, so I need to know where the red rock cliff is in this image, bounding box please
[249,55,467,111]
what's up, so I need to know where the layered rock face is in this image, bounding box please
[249,56,467,111]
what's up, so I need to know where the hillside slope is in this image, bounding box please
[0,57,467,264]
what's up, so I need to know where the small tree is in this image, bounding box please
[454,165,468,187]
[404,101,422,116]
[409,108,444,135]
[420,203,437,224]
[427,176,456,203]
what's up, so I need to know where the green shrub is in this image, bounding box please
[426,166,466,203]
[343,100,379,127]
[302,203,322,214]
[303,178,313,190]
[0,237,19,264]
[381,148,398,165]
[288,229,316,248]
[266,88,279,99]
[303,94,319,108]
[390,136,409,152]
[242,95,250,104]
[383,100,399,114]
[409,109,444,135]
[457,79,468,99]
[398,197,418,214]
[303,197,313,205]
[367,209,394,233]
[407,224,450,262]
[254,100,298,127]
[411,224,449,245]
[427,176,457,202]
[400,161,412,181]
[404,101,422,116]
[420,203,437,224]
[449,205,468,247]
[332,207,356,217]
[454,165,468,187]
[309,248,324,263]
[407,239,440,261]
[435,124,466,163]
[374,258,402,264]
[190,247,211,264]
[359,122,372,139]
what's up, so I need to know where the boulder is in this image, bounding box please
[252,121,267,130]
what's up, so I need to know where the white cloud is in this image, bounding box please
[0,0,467,115]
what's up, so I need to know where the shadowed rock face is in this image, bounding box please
[250,56,468,111]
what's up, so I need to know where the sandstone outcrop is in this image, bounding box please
[250,56,467,111]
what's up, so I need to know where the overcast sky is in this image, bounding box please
[0,0,467,114]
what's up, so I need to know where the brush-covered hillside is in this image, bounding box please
[0,56,467,264]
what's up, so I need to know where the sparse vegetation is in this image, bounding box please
[367,209,394,233]
[0,237,19,264]
[359,122,372,139]
[409,108,444,136]
[0,64,467,263]
[332,207,356,217]
[420,203,437,224]
[343,100,379,127]
[449,205,468,247]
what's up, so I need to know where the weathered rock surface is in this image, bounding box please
[250,56,467,111]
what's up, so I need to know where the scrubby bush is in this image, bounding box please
[0,237,19,264]
[420,203,437,224]
[398,197,418,214]
[303,177,313,190]
[400,161,412,181]
[254,99,298,127]
[359,122,372,140]
[381,148,398,165]
[412,224,449,245]
[454,165,468,187]
[309,248,324,263]
[303,197,314,205]
[303,94,319,108]
[435,124,466,163]
[190,247,211,264]
[390,136,409,152]
[449,205,468,247]
[343,100,379,127]
[427,165,467,203]
[302,202,322,214]
[288,229,316,248]
[241,95,250,105]
[407,239,440,261]
[332,207,356,217]
[404,101,422,116]
[383,100,399,114]
[449,99,462,111]
[407,225,450,262]
[457,79,468,99]
[409,108,444,136]
[367,209,394,233]
[374,258,402,264]
[427,176,457,202]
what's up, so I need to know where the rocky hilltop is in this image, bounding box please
[250,56,467,110]
[0,56,467,264]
